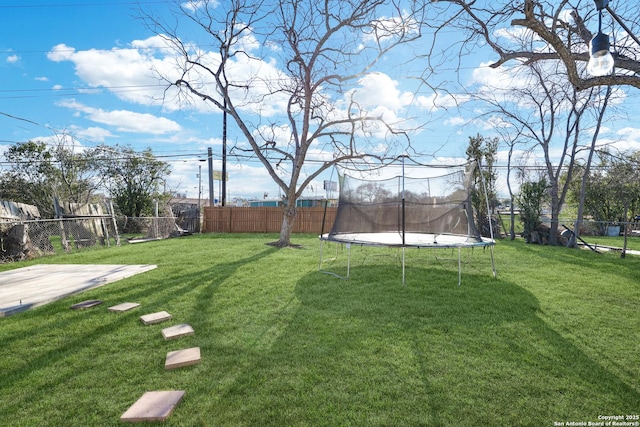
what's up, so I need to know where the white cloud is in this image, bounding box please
[617,127,640,140]
[493,27,531,44]
[181,0,219,13]
[47,44,75,61]
[167,157,278,201]
[470,62,527,94]
[76,126,115,142]
[7,54,19,64]
[608,127,640,153]
[415,92,470,112]
[48,40,181,109]
[350,72,412,111]
[363,13,420,46]
[57,99,182,134]
[35,76,49,82]
[46,35,284,115]
[444,116,466,126]
[26,133,87,151]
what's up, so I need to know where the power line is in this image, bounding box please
[0,1,172,9]
[0,111,40,126]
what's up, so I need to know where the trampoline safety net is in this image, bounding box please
[319,160,496,284]
[324,161,488,246]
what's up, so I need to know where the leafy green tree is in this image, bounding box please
[465,134,499,237]
[0,141,56,216]
[517,178,548,244]
[571,153,640,235]
[96,145,170,219]
[0,139,100,217]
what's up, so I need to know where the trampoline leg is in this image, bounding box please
[458,247,462,286]
[490,245,497,279]
[318,239,324,272]
[402,247,406,286]
[346,243,351,279]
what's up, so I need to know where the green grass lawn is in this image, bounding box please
[581,234,640,252]
[0,234,638,426]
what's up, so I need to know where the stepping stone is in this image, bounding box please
[162,324,194,340]
[120,390,185,422]
[108,302,140,312]
[165,347,201,370]
[140,311,172,325]
[70,300,103,310]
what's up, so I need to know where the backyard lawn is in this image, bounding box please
[0,233,638,426]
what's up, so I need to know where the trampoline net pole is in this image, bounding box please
[402,155,406,247]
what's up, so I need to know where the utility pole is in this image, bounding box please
[197,164,202,209]
[222,99,227,206]
[207,147,214,207]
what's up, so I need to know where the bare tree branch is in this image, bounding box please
[141,0,426,246]
[431,0,640,91]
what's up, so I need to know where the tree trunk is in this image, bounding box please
[509,201,516,240]
[270,200,298,248]
[548,184,559,246]
[622,202,629,259]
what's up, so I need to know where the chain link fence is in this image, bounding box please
[496,214,640,241]
[0,217,120,262]
[117,216,186,239]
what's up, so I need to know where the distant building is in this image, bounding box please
[169,196,210,211]
[248,196,337,208]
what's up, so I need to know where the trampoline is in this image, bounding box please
[319,158,496,285]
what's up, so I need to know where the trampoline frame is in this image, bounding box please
[318,158,497,285]
[319,232,496,285]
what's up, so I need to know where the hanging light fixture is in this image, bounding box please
[587,33,614,76]
[587,0,614,76]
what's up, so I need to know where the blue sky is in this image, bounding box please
[2,1,639,203]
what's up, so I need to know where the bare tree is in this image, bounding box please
[469,54,615,244]
[492,122,528,240]
[426,0,640,91]
[571,85,612,246]
[142,0,425,247]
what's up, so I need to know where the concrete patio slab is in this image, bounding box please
[0,264,157,317]
[120,390,185,422]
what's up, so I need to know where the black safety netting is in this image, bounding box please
[326,162,483,243]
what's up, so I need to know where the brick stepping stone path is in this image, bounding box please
[120,390,185,422]
[118,312,200,422]
[70,300,103,310]
[161,323,194,340]
[165,347,201,370]
[140,311,172,325]
[108,302,140,312]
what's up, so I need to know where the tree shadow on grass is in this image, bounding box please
[203,265,639,426]
[0,246,279,424]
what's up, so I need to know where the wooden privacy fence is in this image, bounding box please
[203,207,337,234]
